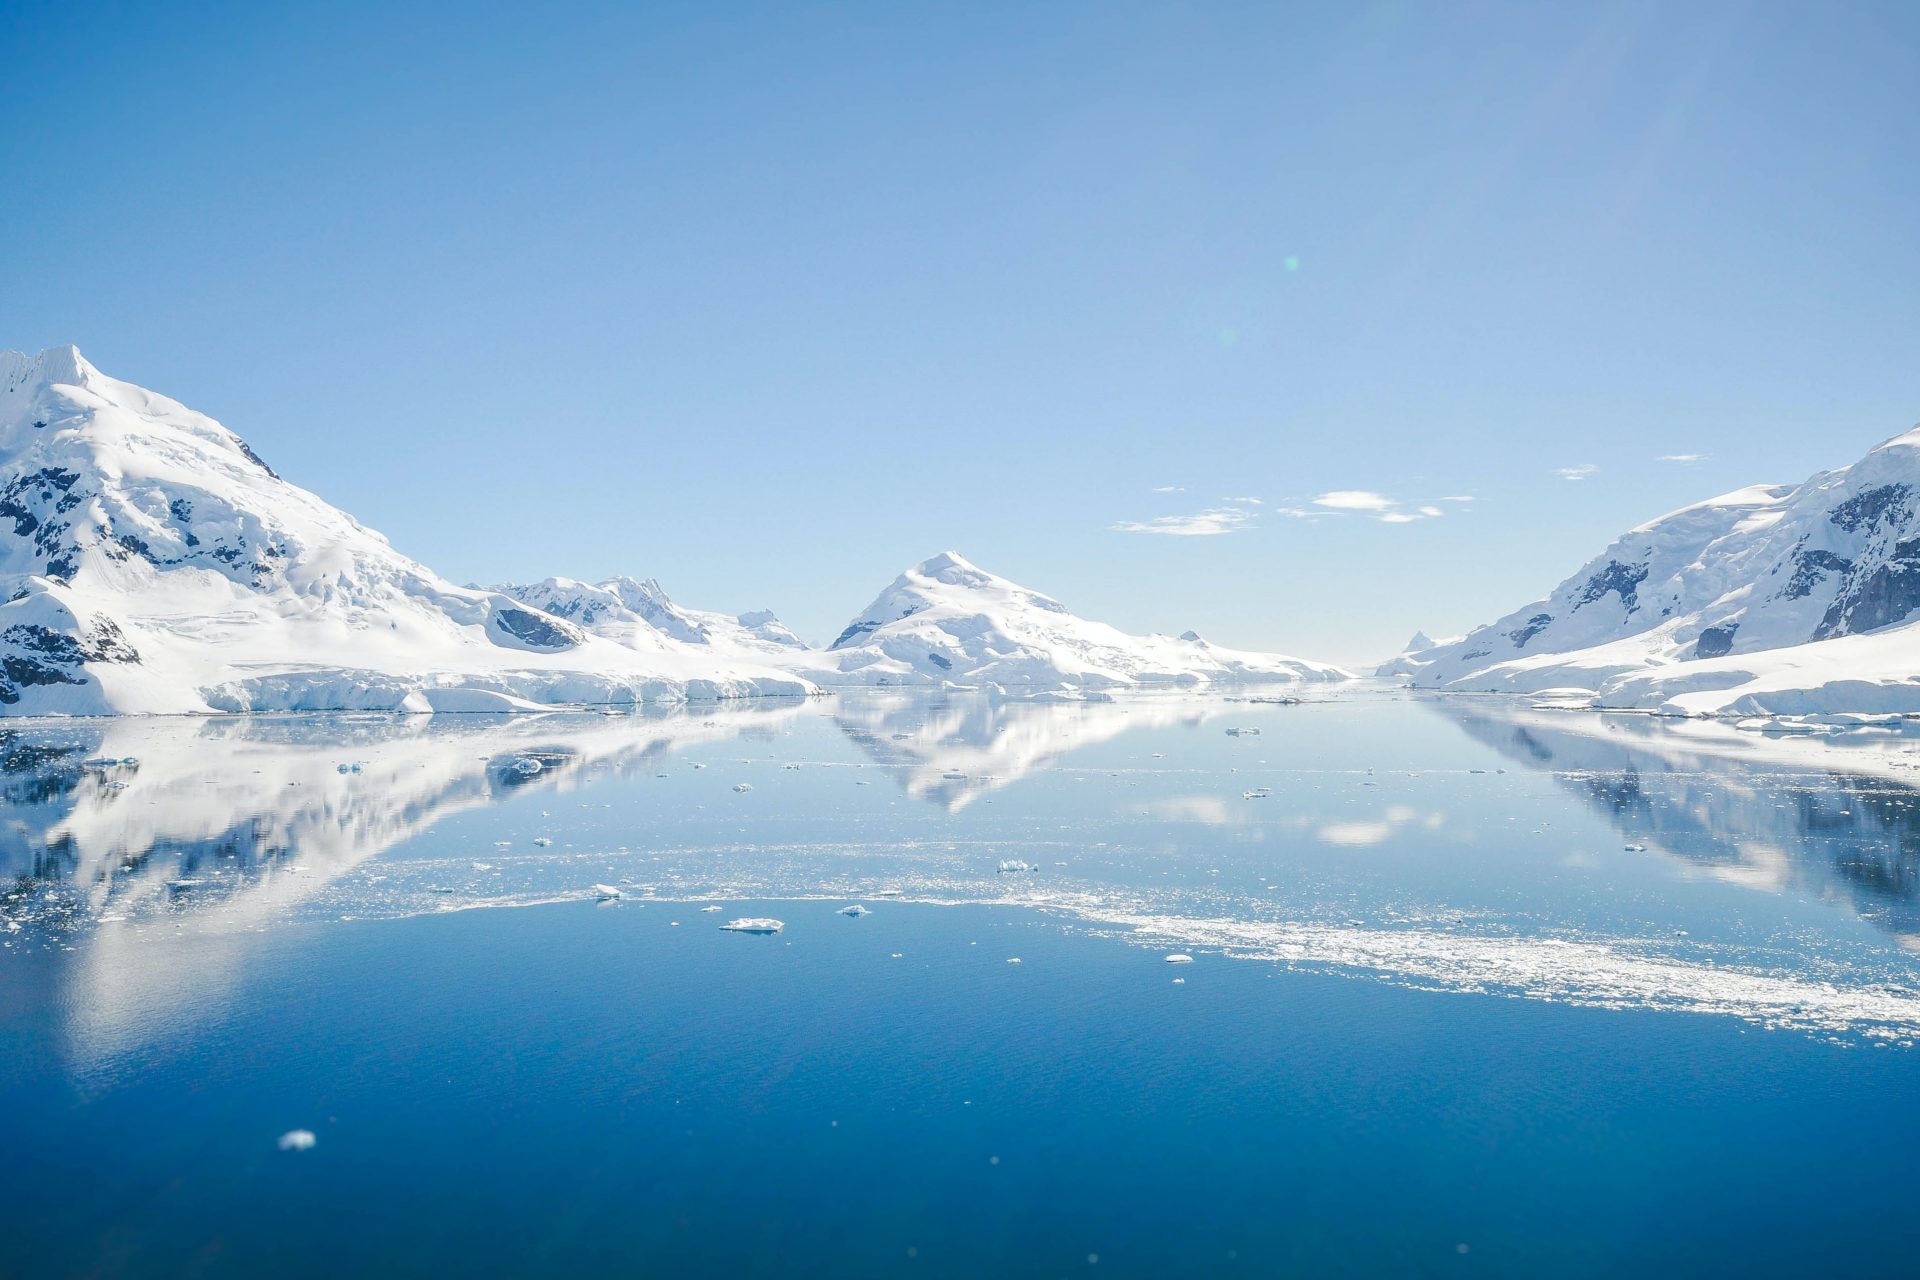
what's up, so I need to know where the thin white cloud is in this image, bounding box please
[1657,453,1707,463]
[1313,490,1397,512]
[1439,495,1474,503]
[1309,489,1448,524]
[1150,485,1185,493]
[1556,464,1598,481]
[1222,495,1263,505]
[1113,507,1258,537]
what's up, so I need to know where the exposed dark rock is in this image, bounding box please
[493,606,577,650]
[233,436,279,479]
[1695,623,1738,659]
[1784,546,1852,600]
[831,619,880,650]
[1829,483,1911,533]
[1816,536,1920,639]
[925,650,953,670]
[1507,613,1553,649]
[1574,560,1649,615]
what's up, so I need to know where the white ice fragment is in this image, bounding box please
[277,1130,317,1152]
[533,837,552,847]
[733,783,753,793]
[719,917,784,934]
[839,904,870,917]
[510,757,543,777]
[592,884,622,900]
[1165,954,1194,964]
[996,859,1034,873]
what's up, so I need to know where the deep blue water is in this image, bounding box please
[6,690,1920,1276]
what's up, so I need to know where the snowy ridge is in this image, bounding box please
[0,347,812,713]
[1389,424,1920,715]
[809,551,1352,693]
[494,575,807,658]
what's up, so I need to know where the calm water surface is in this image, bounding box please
[6,689,1920,1276]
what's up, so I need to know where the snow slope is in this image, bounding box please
[810,552,1353,693]
[1389,424,1920,715]
[0,347,812,714]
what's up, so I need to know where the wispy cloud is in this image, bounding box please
[1113,507,1258,537]
[1312,490,1397,512]
[1657,453,1707,463]
[1221,495,1263,505]
[1439,495,1474,503]
[1150,484,1185,493]
[1556,464,1598,481]
[1312,490,1446,524]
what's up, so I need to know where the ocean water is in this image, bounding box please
[6,689,1920,1276]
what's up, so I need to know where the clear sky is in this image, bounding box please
[4,1,1917,664]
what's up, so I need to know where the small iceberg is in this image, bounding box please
[719,917,784,934]
[592,884,622,900]
[1225,727,1261,737]
[277,1130,317,1152]
[1165,954,1194,964]
[733,783,753,793]
[839,904,870,917]
[509,757,544,777]
[996,859,1034,874]
[699,904,723,912]
[1242,787,1272,800]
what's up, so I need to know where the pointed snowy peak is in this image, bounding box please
[1405,630,1435,652]
[820,551,1351,691]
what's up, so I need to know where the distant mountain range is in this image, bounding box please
[1383,424,1920,715]
[0,347,1346,714]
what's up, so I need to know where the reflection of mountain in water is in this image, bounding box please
[832,693,1231,811]
[0,703,806,1063]
[1438,701,1920,943]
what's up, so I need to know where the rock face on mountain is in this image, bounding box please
[1389,425,1920,715]
[813,552,1352,693]
[0,347,811,713]
[494,576,807,658]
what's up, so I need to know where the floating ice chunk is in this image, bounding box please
[1165,954,1194,964]
[592,884,622,900]
[1242,787,1272,800]
[1172,977,1186,984]
[839,904,870,917]
[532,837,552,847]
[733,783,753,793]
[277,1130,317,1152]
[997,859,1034,873]
[699,904,723,912]
[1225,727,1260,737]
[510,757,543,777]
[471,862,494,871]
[719,917,783,934]
[1007,957,1022,964]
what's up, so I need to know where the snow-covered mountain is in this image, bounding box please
[0,347,811,714]
[1390,424,1920,715]
[493,575,807,658]
[811,551,1352,693]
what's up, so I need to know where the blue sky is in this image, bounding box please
[4,1,1917,663]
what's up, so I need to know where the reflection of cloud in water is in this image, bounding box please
[1435,700,1920,943]
[832,693,1232,811]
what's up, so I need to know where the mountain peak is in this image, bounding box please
[1,344,99,396]
[912,551,979,577]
